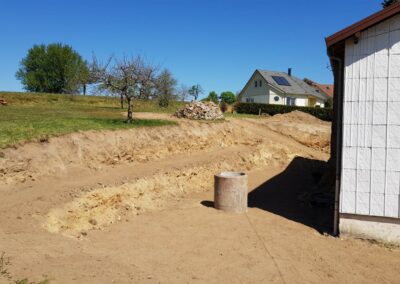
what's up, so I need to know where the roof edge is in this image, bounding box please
[326,3,400,48]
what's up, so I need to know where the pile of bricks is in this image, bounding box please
[174,101,224,120]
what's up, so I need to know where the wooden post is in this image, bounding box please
[214,172,248,213]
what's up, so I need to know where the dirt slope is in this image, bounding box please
[0,112,399,283]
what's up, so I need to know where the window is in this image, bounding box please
[286,97,296,106]
[254,81,258,87]
[259,80,262,87]
[274,96,279,102]
[272,76,291,86]
[246,97,254,103]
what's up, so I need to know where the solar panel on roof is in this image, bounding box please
[271,76,291,86]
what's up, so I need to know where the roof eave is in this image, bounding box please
[326,3,400,48]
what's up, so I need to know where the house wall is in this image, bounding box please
[341,14,400,221]
[240,72,270,104]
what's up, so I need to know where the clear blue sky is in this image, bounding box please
[0,0,383,98]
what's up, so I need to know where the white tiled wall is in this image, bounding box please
[341,14,400,218]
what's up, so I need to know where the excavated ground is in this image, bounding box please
[0,112,399,283]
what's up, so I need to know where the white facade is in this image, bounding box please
[341,15,400,220]
[240,72,325,107]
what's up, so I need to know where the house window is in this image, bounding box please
[286,97,296,106]
[274,96,279,102]
[259,80,262,87]
[246,97,254,103]
[254,81,258,87]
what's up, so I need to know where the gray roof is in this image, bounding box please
[256,69,329,101]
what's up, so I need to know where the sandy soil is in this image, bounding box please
[0,112,399,283]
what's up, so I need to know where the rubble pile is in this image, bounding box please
[174,101,224,120]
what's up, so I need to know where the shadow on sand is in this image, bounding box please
[202,156,334,234]
[248,156,334,234]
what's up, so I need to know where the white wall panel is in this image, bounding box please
[342,16,400,219]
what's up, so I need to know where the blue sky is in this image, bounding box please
[0,0,383,98]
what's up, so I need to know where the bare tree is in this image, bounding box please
[177,84,189,102]
[189,84,203,101]
[91,55,157,123]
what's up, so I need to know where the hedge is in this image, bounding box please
[235,102,333,121]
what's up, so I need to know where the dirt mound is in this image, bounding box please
[269,110,323,124]
[174,101,224,120]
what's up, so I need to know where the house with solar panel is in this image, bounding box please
[239,69,329,107]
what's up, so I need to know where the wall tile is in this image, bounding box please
[375,33,389,55]
[386,171,400,195]
[341,191,356,214]
[344,79,352,102]
[372,102,387,124]
[365,102,373,124]
[356,192,370,215]
[343,102,352,123]
[370,193,385,216]
[367,55,375,79]
[359,56,368,79]
[359,79,367,101]
[386,148,400,171]
[357,169,371,192]
[352,79,360,101]
[390,29,400,54]
[373,78,388,101]
[343,124,351,147]
[372,125,386,147]
[351,101,359,124]
[388,78,400,101]
[357,148,371,170]
[389,54,400,77]
[376,20,390,35]
[384,194,399,217]
[368,26,376,38]
[387,102,400,124]
[374,55,389,78]
[342,169,356,192]
[372,148,386,170]
[387,125,400,147]
[351,125,358,146]
[343,147,357,169]
[371,170,386,194]
[365,125,372,147]
[358,124,366,146]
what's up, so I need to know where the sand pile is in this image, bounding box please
[174,101,224,120]
[270,110,323,124]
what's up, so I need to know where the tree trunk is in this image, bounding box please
[120,94,124,109]
[127,97,133,123]
[83,84,86,96]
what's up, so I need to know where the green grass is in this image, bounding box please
[0,92,180,148]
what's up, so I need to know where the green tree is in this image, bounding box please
[188,84,203,101]
[382,0,399,8]
[156,69,177,107]
[205,91,219,104]
[220,91,236,104]
[16,43,89,94]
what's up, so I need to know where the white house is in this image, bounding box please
[327,3,400,244]
[239,69,329,107]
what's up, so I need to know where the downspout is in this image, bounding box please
[329,55,344,237]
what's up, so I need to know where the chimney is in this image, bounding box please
[288,68,292,76]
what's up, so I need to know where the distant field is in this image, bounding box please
[0,92,184,148]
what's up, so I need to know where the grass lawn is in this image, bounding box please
[0,92,183,148]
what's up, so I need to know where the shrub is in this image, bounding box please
[235,102,332,121]
[220,102,228,113]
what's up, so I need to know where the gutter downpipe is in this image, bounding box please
[329,54,343,237]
